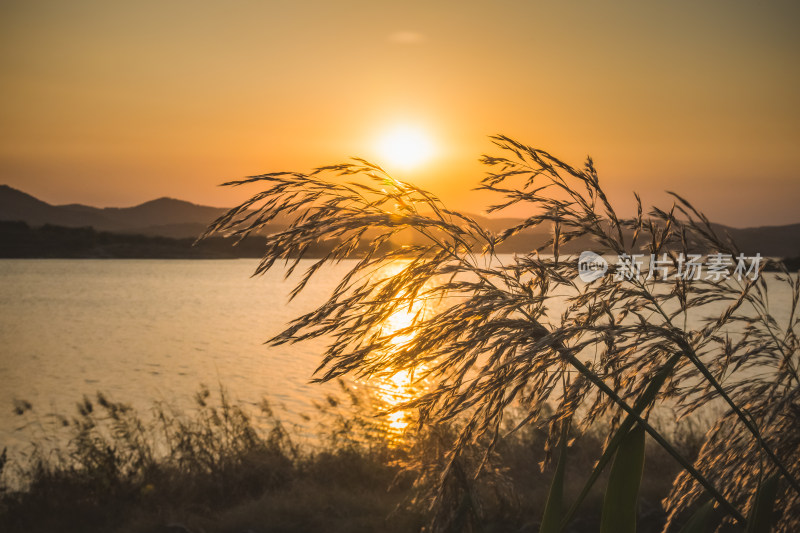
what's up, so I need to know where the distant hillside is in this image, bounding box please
[480,221,800,258]
[0,220,313,259]
[1,185,799,257]
[721,223,800,259]
[0,185,227,238]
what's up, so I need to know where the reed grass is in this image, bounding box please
[203,135,799,531]
[1,385,703,532]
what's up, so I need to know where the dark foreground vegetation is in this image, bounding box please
[1,386,705,533]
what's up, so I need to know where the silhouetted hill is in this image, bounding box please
[721,223,800,259]
[99,197,228,230]
[0,185,227,238]
[487,223,800,257]
[0,220,318,259]
[1,185,799,257]
[0,185,114,228]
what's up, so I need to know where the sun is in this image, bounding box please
[376,125,435,170]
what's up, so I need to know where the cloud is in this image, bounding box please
[388,31,426,45]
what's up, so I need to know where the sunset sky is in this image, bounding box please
[1,1,798,227]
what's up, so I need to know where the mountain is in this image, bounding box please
[0,185,227,238]
[722,223,800,259]
[1,185,799,257]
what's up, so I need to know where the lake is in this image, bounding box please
[0,259,360,454]
[0,258,793,458]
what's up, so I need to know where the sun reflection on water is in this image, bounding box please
[360,261,434,442]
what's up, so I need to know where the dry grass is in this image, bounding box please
[1,384,705,533]
[0,385,421,533]
[203,135,799,531]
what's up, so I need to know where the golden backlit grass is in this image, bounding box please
[204,136,799,531]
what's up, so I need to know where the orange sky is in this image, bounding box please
[1,1,798,227]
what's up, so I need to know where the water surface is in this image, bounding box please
[0,258,793,455]
[0,259,343,452]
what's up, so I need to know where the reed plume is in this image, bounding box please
[205,135,799,531]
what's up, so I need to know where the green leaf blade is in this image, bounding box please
[600,424,646,533]
[539,425,568,533]
[678,499,717,533]
[746,474,780,533]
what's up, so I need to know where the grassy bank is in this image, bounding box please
[0,385,707,533]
